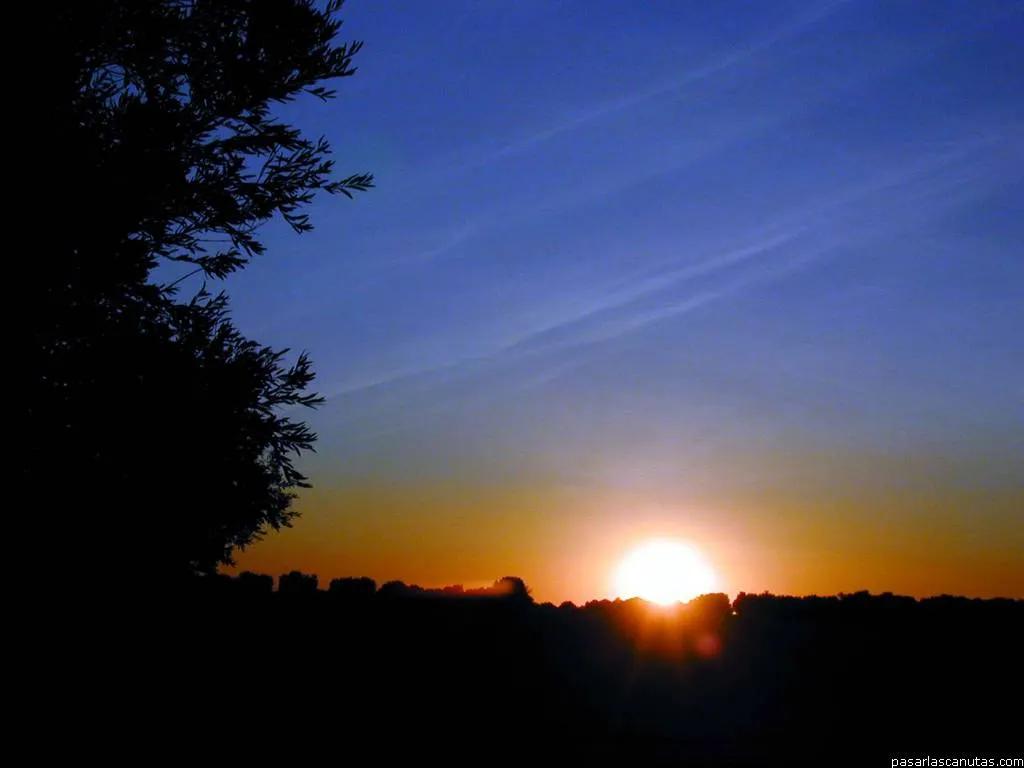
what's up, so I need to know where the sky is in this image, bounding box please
[219,0,1022,603]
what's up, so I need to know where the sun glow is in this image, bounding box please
[613,539,719,605]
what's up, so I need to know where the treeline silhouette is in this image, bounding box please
[145,574,1022,764]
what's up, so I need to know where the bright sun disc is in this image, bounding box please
[613,539,719,605]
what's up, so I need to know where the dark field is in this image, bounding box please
[74,577,1022,765]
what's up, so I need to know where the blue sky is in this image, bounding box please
[219,0,1022,599]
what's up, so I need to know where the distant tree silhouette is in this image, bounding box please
[328,576,376,599]
[31,0,372,580]
[378,581,413,599]
[237,571,275,595]
[689,592,732,625]
[491,576,534,603]
[278,570,318,594]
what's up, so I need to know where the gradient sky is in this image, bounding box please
[215,0,1022,603]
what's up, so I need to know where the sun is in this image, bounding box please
[612,539,719,605]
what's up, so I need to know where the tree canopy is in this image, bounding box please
[29,0,372,580]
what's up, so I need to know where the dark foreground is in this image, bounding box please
[58,579,1022,765]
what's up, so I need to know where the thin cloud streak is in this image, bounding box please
[398,0,858,191]
[247,12,1007,347]
[316,128,1018,406]
[341,23,989,283]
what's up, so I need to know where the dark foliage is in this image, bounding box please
[236,570,274,594]
[278,569,318,594]
[328,576,377,598]
[29,0,372,579]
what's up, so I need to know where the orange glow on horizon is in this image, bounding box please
[229,482,1024,604]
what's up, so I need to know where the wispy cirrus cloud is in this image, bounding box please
[315,123,1022,413]
[414,0,859,186]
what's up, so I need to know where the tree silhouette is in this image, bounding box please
[491,576,534,603]
[30,0,372,580]
[237,571,275,595]
[328,576,377,599]
[278,570,319,594]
